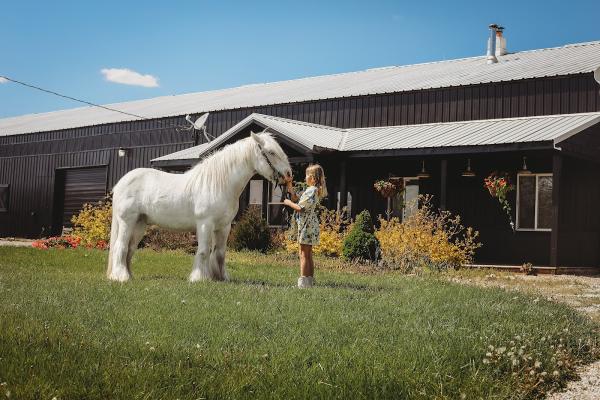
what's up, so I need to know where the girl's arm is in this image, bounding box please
[283,198,302,212]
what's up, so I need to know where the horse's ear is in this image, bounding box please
[250,131,265,147]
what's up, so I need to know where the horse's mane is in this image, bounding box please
[184,137,257,202]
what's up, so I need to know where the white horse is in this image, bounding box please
[107,132,292,282]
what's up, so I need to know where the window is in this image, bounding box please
[517,174,552,231]
[248,180,263,206]
[267,183,286,227]
[0,184,8,212]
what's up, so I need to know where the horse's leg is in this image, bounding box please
[189,221,214,282]
[210,225,231,281]
[126,219,147,276]
[106,212,119,278]
[108,215,137,282]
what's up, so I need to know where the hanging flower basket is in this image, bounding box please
[374,180,399,198]
[484,171,515,231]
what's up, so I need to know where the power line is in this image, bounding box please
[1,75,208,139]
[0,75,150,120]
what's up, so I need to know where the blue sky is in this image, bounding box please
[1,0,599,118]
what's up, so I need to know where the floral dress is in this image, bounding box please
[296,186,320,245]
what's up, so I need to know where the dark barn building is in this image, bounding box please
[1,34,600,272]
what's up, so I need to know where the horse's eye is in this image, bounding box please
[269,151,276,156]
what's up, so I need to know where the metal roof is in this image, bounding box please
[152,111,600,163]
[152,113,345,162]
[3,40,600,137]
[342,112,600,151]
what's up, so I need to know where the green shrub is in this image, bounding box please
[342,210,380,262]
[229,207,271,252]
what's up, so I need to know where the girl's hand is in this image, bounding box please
[285,178,294,193]
[285,179,299,202]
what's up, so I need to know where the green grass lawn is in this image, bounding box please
[0,247,598,399]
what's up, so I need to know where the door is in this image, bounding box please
[61,166,107,227]
[402,178,419,221]
[390,177,419,221]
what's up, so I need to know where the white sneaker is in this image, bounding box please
[297,276,314,288]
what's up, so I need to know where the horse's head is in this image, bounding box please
[250,132,292,184]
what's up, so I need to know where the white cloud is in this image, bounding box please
[0,77,8,84]
[100,68,159,88]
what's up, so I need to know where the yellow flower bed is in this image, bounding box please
[71,196,112,247]
[375,196,481,271]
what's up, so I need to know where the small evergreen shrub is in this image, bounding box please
[229,207,271,252]
[342,210,380,262]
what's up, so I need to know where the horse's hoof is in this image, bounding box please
[108,270,131,282]
[189,271,209,283]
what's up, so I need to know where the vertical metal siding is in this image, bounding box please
[1,74,599,237]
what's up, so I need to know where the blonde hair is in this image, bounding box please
[306,164,328,198]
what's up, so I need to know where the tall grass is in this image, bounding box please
[0,248,597,399]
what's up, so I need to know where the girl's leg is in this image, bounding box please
[300,244,312,276]
[306,246,315,277]
[298,244,315,288]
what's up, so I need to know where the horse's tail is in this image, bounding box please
[106,211,119,278]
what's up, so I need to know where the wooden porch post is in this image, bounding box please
[338,160,347,213]
[440,159,447,211]
[261,180,269,221]
[550,153,562,267]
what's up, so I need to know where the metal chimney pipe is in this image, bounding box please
[487,24,498,64]
[495,26,507,56]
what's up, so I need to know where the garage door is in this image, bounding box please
[62,166,107,227]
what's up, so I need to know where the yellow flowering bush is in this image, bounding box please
[375,195,481,272]
[285,206,349,257]
[71,195,112,248]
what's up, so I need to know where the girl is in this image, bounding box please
[283,164,327,288]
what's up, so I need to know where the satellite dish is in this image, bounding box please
[186,113,210,131]
[594,66,600,85]
[185,113,212,142]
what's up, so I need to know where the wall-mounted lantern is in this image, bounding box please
[118,147,128,157]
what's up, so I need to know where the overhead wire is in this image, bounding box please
[0,75,207,138]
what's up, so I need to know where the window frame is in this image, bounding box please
[516,173,552,232]
[336,191,352,215]
[0,184,9,213]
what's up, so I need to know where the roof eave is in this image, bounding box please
[344,141,556,158]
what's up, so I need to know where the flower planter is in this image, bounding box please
[484,172,515,231]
